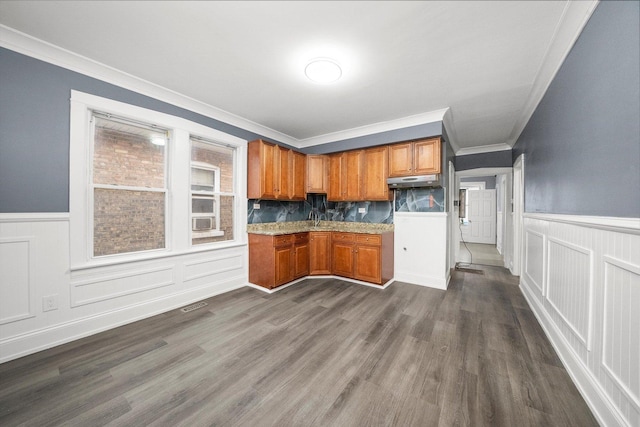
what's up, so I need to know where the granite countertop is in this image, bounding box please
[247,220,394,236]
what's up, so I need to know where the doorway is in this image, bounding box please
[454,167,512,268]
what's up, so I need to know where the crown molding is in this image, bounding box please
[1,24,452,149]
[0,25,300,146]
[296,108,449,148]
[5,1,596,154]
[455,143,512,156]
[506,0,599,147]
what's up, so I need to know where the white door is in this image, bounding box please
[461,189,496,244]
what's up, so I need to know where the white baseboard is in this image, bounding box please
[393,271,449,290]
[247,275,394,294]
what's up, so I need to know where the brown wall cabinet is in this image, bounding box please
[248,139,306,201]
[306,154,329,194]
[328,151,364,201]
[362,146,391,201]
[388,137,441,177]
[309,231,332,275]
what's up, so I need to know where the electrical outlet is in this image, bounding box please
[42,295,58,312]
[358,208,366,213]
[253,203,260,209]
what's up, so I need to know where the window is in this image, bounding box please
[69,91,246,269]
[91,113,168,257]
[190,138,235,245]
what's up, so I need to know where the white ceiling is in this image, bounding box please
[0,1,597,153]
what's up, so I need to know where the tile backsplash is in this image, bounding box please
[248,195,394,224]
[247,199,311,224]
[394,188,445,212]
[248,188,444,224]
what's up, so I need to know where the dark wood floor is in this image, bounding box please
[0,266,598,426]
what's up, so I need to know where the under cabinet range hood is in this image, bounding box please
[387,174,441,188]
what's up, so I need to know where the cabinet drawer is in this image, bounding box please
[356,234,381,245]
[273,234,293,247]
[333,232,355,243]
[293,232,309,244]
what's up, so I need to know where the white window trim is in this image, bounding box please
[70,90,247,271]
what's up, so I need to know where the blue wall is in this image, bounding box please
[302,121,442,155]
[0,48,285,213]
[512,1,640,218]
[455,150,512,171]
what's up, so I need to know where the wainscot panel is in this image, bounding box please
[520,213,640,427]
[0,214,248,364]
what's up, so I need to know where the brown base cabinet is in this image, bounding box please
[293,233,309,278]
[250,230,393,289]
[249,233,309,289]
[309,231,331,275]
[331,232,394,285]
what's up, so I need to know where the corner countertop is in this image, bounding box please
[247,220,394,236]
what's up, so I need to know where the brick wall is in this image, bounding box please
[92,128,236,254]
[94,189,165,256]
[94,126,165,187]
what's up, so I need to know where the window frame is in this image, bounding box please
[70,90,247,271]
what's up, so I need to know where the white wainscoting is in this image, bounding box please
[520,213,640,427]
[0,214,248,363]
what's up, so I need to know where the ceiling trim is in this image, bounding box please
[296,108,449,148]
[506,0,599,147]
[0,24,451,150]
[0,24,300,146]
[456,143,512,156]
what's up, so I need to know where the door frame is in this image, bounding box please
[512,155,524,276]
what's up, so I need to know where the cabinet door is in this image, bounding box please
[332,241,354,278]
[388,142,414,177]
[275,146,290,199]
[363,146,389,200]
[345,150,363,201]
[413,138,441,174]
[328,153,345,201]
[274,245,293,287]
[247,139,277,199]
[309,232,331,275]
[293,242,310,279]
[290,151,307,200]
[306,154,328,194]
[354,244,381,284]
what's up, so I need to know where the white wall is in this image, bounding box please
[394,212,449,290]
[520,213,640,427]
[0,214,248,363]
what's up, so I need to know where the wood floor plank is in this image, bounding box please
[0,266,598,427]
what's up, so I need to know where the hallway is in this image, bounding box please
[458,242,503,267]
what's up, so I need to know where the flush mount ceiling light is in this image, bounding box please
[305,58,342,84]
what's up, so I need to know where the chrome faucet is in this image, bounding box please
[309,210,321,227]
